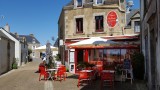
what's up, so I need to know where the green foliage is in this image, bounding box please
[115,64,123,75]
[54,54,61,61]
[46,56,55,69]
[12,58,18,69]
[131,52,145,80]
[28,49,32,55]
[77,62,95,70]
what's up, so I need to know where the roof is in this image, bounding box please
[0,30,10,40]
[0,28,20,40]
[19,35,40,44]
[126,9,140,25]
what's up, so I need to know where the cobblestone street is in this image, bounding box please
[0,58,147,90]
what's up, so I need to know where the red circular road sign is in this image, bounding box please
[107,11,118,28]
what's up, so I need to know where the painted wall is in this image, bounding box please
[0,37,15,75]
[21,43,28,66]
[1,30,21,66]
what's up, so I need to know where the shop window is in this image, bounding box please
[95,16,104,32]
[134,21,140,33]
[76,18,83,33]
[77,0,83,7]
[107,49,121,62]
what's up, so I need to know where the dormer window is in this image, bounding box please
[32,38,36,44]
[97,0,103,4]
[77,0,83,7]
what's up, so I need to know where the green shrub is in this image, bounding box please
[12,58,18,69]
[12,63,18,69]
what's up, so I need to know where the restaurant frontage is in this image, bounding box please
[65,35,140,74]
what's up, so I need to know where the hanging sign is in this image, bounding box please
[107,11,118,28]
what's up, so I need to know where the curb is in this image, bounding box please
[0,69,16,79]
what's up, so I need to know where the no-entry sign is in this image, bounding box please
[107,11,118,28]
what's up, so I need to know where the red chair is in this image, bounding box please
[39,66,48,81]
[60,65,67,81]
[77,71,90,88]
[101,72,114,89]
[54,68,65,82]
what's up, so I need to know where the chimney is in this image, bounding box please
[14,32,19,38]
[29,34,34,37]
[4,23,10,32]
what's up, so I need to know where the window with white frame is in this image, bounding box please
[76,18,83,33]
[77,0,83,7]
[32,46,36,50]
[134,21,140,32]
[97,0,103,4]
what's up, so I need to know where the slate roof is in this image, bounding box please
[126,9,140,25]
[19,35,40,44]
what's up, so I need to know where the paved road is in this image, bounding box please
[0,58,147,90]
[0,58,44,90]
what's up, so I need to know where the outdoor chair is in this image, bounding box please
[100,72,114,89]
[77,71,91,88]
[121,69,133,84]
[54,67,65,82]
[59,65,67,81]
[39,66,49,81]
[96,61,103,76]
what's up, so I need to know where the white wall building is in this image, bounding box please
[0,29,15,74]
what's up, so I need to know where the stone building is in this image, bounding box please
[141,0,160,89]
[58,0,140,73]
[19,34,41,58]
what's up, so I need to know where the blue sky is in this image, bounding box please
[0,0,139,45]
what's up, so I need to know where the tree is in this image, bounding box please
[28,49,32,62]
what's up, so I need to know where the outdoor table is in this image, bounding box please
[102,70,115,73]
[80,70,93,73]
[80,70,95,80]
[46,68,57,80]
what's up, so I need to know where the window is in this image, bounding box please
[32,38,35,44]
[77,0,82,7]
[32,46,36,50]
[76,18,83,33]
[134,21,140,32]
[97,0,103,4]
[32,52,35,57]
[95,16,104,32]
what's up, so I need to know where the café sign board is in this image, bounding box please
[107,11,118,28]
